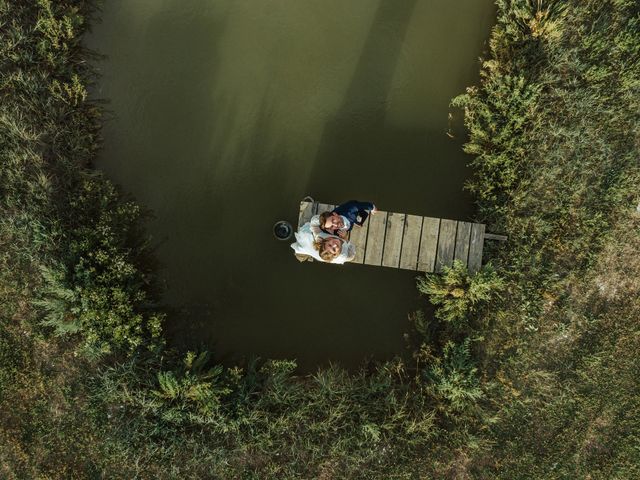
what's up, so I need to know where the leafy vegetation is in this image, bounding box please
[417,261,504,324]
[1,0,639,478]
[449,0,640,477]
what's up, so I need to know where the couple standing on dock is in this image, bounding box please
[291,200,377,263]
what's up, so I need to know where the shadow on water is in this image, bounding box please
[307,0,473,218]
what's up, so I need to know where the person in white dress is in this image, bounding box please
[291,222,356,264]
[313,235,356,264]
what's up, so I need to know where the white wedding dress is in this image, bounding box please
[290,222,356,264]
[290,222,323,261]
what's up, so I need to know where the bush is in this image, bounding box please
[424,339,484,414]
[417,261,504,325]
[33,177,165,357]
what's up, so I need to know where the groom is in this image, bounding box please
[310,200,377,238]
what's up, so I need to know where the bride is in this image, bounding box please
[314,235,356,263]
[291,222,356,264]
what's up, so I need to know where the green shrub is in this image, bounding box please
[417,261,504,324]
[150,352,235,426]
[33,178,165,357]
[451,74,541,211]
[424,339,483,413]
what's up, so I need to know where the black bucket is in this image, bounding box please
[273,220,293,241]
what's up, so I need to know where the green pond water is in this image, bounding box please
[87,0,495,371]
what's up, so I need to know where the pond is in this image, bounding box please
[87,0,495,371]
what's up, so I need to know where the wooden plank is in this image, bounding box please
[484,233,507,241]
[468,223,485,273]
[316,203,334,215]
[399,215,422,270]
[435,219,457,272]
[349,218,368,264]
[417,217,440,272]
[454,221,472,265]
[382,213,405,268]
[298,201,314,227]
[295,253,312,262]
[364,211,387,266]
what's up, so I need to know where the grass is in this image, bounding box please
[449,0,640,477]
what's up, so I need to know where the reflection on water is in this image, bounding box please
[87,0,495,371]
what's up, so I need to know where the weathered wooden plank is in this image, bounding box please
[468,223,485,273]
[435,219,457,272]
[316,203,334,215]
[298,201,314,227]
[364,211,387,266]
[349,218,368,264]
[417,217,440,272]
[399,215,422,270]
[484,233,507,241]
[382,213,405,268]
[454,221,472,265]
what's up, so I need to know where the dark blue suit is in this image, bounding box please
[332,200,375,231]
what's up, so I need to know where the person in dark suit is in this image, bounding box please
[310,200,377,238]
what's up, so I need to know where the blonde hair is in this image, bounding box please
[314,237,341,262]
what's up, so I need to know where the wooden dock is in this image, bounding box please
[298,200,486,273]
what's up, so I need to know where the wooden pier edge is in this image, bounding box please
[296,199,493,273]
[484,232,508,241]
